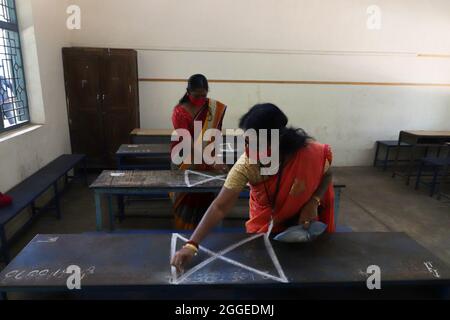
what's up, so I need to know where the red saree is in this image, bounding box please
[171,99,227,229]
[246,142,335,234]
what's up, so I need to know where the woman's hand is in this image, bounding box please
[298,198,319,229]
[171,247,196,273]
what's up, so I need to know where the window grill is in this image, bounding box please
[0,0,29,132]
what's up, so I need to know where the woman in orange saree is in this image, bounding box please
[172,103,334,272]
[171,74,227,229]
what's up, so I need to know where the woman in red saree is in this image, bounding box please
[172,103,334,272]
[171,74,227,229]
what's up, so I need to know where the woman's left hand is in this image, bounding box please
[298,199,319,229]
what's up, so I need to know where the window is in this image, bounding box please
[0,0,29,132]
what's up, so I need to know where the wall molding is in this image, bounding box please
[139,78,450,87]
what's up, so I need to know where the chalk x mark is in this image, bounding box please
[219,143,234,153]
[170,233,289,284]
[37,237,59,243]
[184,170,226,188]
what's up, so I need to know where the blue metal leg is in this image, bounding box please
[373,142,380,167]
[430,166,439,197]
[108,194,115,231]
[334,187,341,226]
[0,225,10,263]
[118,196,125,221]
[383,147,390,171]
[415,161,424,190]
[95,192,103,231]
[53,182,61,220]
[83,157,88,186]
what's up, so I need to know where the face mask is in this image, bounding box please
[188,94,207,107]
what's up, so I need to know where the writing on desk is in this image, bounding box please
[2,265,95,286]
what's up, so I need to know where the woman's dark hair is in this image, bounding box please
[239,103,310,159]
[179,74,209,104]
[239,103,312,211]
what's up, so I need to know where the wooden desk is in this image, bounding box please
[0,232,448,299]
[116,144,172,170]
[130,129,174,144]
[116,143,244,170]
[130,128,242,144]
[90,170,346,231]
[392,131,450,185]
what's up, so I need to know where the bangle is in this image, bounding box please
[186,240,199,250]
[311,196,321,205]
[183,243,198,255]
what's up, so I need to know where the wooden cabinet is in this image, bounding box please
[62,47,139,168]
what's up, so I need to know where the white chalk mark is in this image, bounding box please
[170,233,289,285]
[184,170,226,188]
[37,237,59,243]
[174,233,263,284]
[110,172,125,177]
[170,233,178,283]
[219,143,234,152]
[264,233,288,282]
[424,261,440,278]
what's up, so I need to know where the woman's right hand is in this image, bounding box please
[171,247,197,273]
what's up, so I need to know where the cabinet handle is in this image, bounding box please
[102,94,105,101]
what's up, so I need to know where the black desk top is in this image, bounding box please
[0,232,448,291]
[90,170,346,191]
[116,144,171,156]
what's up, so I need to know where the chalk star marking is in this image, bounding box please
[170,233,289,284]
[184,170,227,188]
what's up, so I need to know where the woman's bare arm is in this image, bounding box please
[171,187,241,272]
[190,187,241,244]
[313,169,333,199]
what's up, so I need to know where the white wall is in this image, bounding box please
[0,0,71,191]
[1,0,449,181]
[66,0,450,166]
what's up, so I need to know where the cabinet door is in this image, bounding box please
[100,49,139,165]
[63,48,106,166]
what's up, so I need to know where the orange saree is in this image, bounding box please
[246,142,335,234]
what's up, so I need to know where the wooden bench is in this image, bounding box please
[90,170,346,231]
[0,154,87,263]
[373,140,411,170]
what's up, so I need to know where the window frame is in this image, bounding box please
[0,0,30,133]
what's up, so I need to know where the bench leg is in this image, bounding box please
[0,225,10,263]
[373,142,380,167]
[430,167,439,197]
[95,192,103,231]
[118,195,125,221]
[108,195,115,231]
[415,161,424,190]
[383,147,391,171]
[334,187,341,226]
[83,157,88,186]
[53,182,61,220]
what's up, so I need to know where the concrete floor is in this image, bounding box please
[5,166,450,266]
